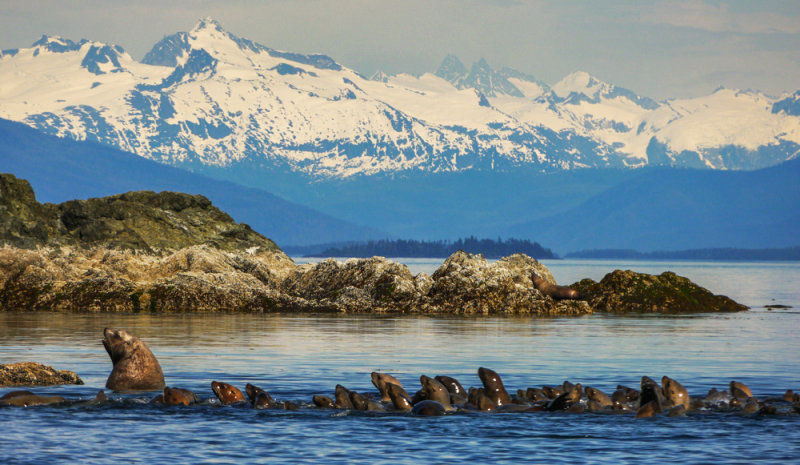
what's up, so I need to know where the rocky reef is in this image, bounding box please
[0,173,747,315]
[0,362,83,386]
[572,270,748,313]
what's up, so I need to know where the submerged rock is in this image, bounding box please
[571,270,748,313]
[0,362,83,386]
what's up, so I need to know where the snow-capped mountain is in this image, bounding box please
[1,18,798,179]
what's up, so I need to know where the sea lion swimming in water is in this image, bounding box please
[532,274,580,300]
[211,381,246,405]
[420,375,452,411]
[371,372,402,402]
[478,367,512,407]
[103,328,165,392]
[387,383,413,412]
[0,390,65,407]
[161,387,199,406]
[662,376,690,410]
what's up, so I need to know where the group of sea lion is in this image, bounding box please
[3,328,799,418]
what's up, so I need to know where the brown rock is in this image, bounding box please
[571,270,748,313]
[0,362,83,387]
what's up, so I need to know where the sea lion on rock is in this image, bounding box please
[532,274,580,300]
[478,367,512,407]
[103,328,165,391]
[211,381,246,405]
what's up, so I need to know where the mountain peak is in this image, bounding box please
[191,17,224,33]
[435,54,467,83]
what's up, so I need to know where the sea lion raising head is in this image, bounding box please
[103,328,165,391]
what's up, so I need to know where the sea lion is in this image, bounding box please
[585,386,612,408]
[662,376,690,410]
[525,387,548,402]
[784,390,800,402]
[411,400,446,416]
[542,385,564,399]
[635,400,658,418]
[435,375,467,398]
[349,391,370,410]
[371,372,402,402]
[420,375,452,411]
[0,390,65,407]
[211,381,246,405]
[617,385,640,402]
[532,274,580,300]
[387,383,413,412]
[162,387,198,406]
[666,405,687,417]
[102,328,165,391]
[478,367,512,407]
[730,381,753,399]
[334,384,354,409]
[245,384,274,409]
[546,391,574,411]
[313,395,335,408]
[639,376,664,413]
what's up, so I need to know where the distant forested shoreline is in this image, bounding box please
[305,237,557,259]
[565,246,800,261]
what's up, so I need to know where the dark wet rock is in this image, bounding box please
[571,270,748,313]
[0,362,83,386]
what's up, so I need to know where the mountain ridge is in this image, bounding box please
[0,17,798,181]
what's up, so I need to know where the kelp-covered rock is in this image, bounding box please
[0,173,279,253]
[0,362,83,386]
[571,270,748,313]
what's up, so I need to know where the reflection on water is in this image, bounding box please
[2,260,800,464]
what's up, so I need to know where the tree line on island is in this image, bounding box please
[306,237,557,259]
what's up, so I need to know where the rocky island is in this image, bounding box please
[0,173,747,315]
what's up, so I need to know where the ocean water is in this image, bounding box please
[1,260,799,464]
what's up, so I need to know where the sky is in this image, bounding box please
[1,0,798,100]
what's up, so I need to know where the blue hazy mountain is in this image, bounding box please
[0,118,384,246]
[504,160,800,252]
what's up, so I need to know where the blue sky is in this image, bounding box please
[1,0,798,99]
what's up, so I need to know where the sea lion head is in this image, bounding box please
[103,328,165,391]
[211,381,245,405]
[478,367,511,406]
[662,376,690,409]
[420,375,451,409]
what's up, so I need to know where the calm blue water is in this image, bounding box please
[1,260,799,464]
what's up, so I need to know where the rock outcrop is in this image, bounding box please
[0,173,279,253]
[0,362,83,386]
[0,173,748,316]
[571,270,748,313]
